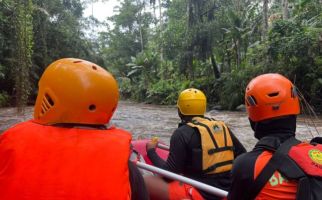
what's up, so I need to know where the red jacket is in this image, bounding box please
[0,120,132,200]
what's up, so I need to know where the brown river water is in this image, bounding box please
[0,101,321,151]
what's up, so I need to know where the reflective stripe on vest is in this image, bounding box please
[0,120,132,200]
[187,117,234,174]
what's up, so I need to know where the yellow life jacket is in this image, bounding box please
[187,117,234,174]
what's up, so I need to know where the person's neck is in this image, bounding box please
[251,115,297,140]
[52,123,107,130]
[180,115,204,123]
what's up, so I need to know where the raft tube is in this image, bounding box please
[131,139,169,165]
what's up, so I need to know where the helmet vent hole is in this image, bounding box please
[73,60,82,63]
[92,66,97,70]
[45,94,54,106]
[40,94,54,116]
[89,104,96,111]
[268,92,279,97]
[272,105,280,110]
[247,96,257,106]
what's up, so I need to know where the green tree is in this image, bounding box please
[0,0,100,107]
[12,0,34,111]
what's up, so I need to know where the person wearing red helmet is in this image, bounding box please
[0,58,148,200]
[228,73,322,200]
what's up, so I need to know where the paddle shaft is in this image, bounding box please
[157,143,170,151]
[135,161,228,198]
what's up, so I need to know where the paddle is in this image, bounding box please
[151,137,169,151]
[157,143,169,151]
[134,161,228,198]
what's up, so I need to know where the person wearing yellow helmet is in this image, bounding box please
[145,88,246,200]
[0,58,148,200]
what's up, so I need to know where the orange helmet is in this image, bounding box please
[34,58,119,125]
[245,73,300,122]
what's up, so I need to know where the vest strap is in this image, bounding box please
[203,160,233,174]
[208,146,234,155]
[223,125,228,146]
[247,137,307,200]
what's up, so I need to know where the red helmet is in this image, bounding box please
[245,73,300,122]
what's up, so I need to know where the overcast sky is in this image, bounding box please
[84,0,120,22]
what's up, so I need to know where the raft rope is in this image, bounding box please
[297,88,321,139]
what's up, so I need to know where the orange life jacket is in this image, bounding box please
[254,151,297,200]
[0,120,132,200]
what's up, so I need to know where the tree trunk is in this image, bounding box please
[282,0,289,19]
[234,39,241,69]
[210,53,220,79]
[14,0,33,112]
[227,51,231,72]
[187,0,194,27]
[139,23,144,52]
[262,0,268,39]
[152,0,157,26]
[158,0,163,63]
[136,0,144,52]
[185,0,194,78]
[186,45,194,79]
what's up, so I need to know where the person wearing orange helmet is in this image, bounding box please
[228,73,322,200]
[0,58,148,200]
[145,88,246,200]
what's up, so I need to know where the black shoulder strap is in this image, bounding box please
[247,137,302,200]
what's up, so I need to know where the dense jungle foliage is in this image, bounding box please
[0,0,322,113]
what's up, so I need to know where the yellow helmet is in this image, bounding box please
[177,88,207,116]
[34,58,119,125]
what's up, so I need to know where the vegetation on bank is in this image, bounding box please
[0,0,322,113]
